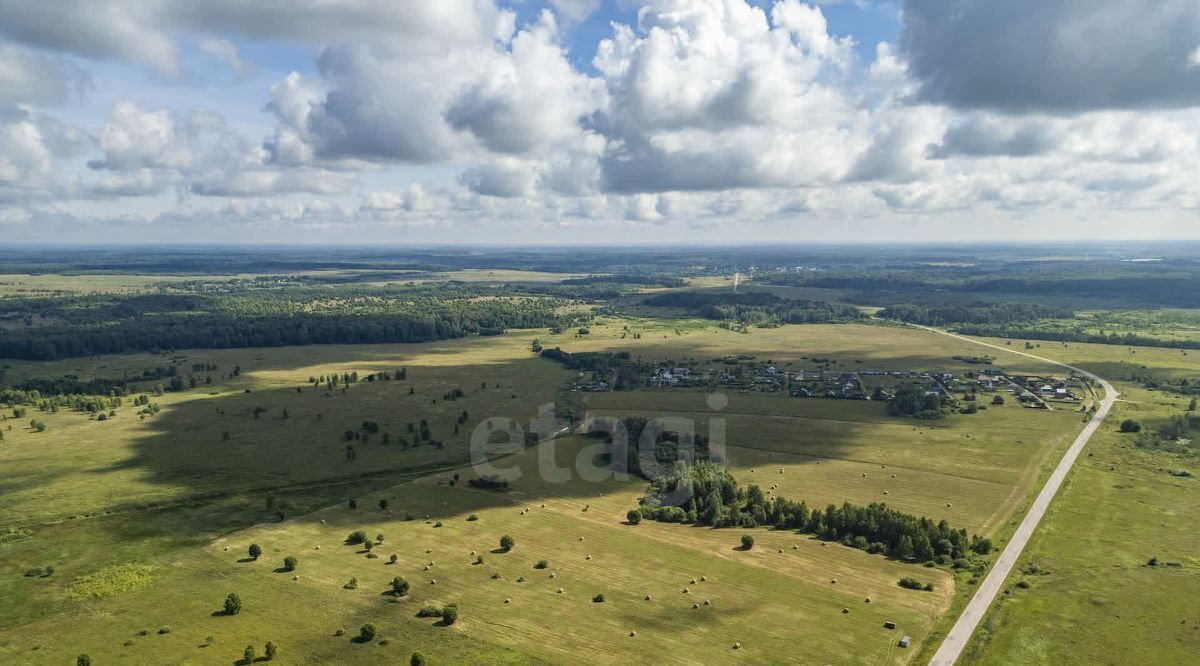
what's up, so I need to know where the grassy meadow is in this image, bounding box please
[958,338,1200,665]
[0,318,1098,664]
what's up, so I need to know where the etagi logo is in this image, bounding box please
[468,393,730,504]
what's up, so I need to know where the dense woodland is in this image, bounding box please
[642,291,864,325]
[0,286,577,360]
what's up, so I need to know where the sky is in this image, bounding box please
[1,0,1199,244]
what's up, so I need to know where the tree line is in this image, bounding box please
[634,461,990,561]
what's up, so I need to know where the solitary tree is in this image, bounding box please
[379,499,388,510]
[626,509,642,525]
[391,576,410,596]
[442,605,459,624]
[411,653,427,666]
[224,592,243,615]
[358,624,376,642]
[265,641,278,661]
[76,655,91,666]
[500,534,515,552]
[283,555,298,571]
[740,534,754,550]
[248,544,262,560]
[243,645,256,665]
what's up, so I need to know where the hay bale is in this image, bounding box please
[830,579,837,584]
[645,595,652,601]
[430,579,437,584]
[292,575,300,581]
[585,555,592,560]
[703,599,711,606]
[630,631,637,637]
[690,578,697,584]
[578,537,585,541]
[557,587,564,594]
[700,575,707,581]
[865,598,871,603]
[505,598,511,604]
[842,607,850,614]
[792,545,799,550]
[682,587,690,594]
[550,573,556,578]
[733,642,742,650]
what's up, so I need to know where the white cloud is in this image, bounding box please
[198,38,251,77]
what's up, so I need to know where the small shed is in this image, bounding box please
[992,395,1006,406]
[883,621,897,630]
[899,635,911,648]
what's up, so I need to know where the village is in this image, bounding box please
[571,357,1091,410]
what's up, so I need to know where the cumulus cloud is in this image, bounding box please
[901,0,1200,111]
[460,158,536,197]
[89,102,192,171]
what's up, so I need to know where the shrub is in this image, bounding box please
[416,605,444,618]
[411,653,427,666]
[242,645,255,665]
[626,509,642,525]
[1119,419,1142,433]
[283,555,298,571]
[500,534,515,552]
[344,577,358,590]
[971,537,993,555]
[379,499,388,510]
[358,624,376,642]
[391,577,410,596]
[1016,580,1030,589]
[224,592,242,615]
[592,593,605,603]
[388,554,398,564]
[77,656,91,666]
[248,544,262,560]
[348,498,357,509]
[265,641,278,660]
[442,605,458,624]
[898,578,932,591]
[534,559,548,569]
[157,626,171,635]
[346,530,368,545]
[466,514,479,521]
[740,534,754,550]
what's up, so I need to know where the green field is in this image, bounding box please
[959,339,1200,665]
[0,320,1107,664]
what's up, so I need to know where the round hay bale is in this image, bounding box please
[830,579,837,584]
[703,599,711,606]
[778,548,784,553]
[682,587,690,594]
[692,603,700,609]
[861,473,867,477]
[690,578,697,584]
[891,474,896,478]
[792,545,799,550]
[430,579,437,584]
[883,491,889,495]
[733,642,742,650]
[292,575,300,581]
[778,468,784,473]
[946,503,952,508]
[223,546,229,552]
[645,595,652,601]
[556,587,564,594]
[700,576,707,581]
[315,545,320,550]
[630,631,637,637]
[423,565,430,571]
[586,555,592,560]
[865,597,871,603]
[505,598,511,604]
[579,537,585,541]
[550,573,556,578]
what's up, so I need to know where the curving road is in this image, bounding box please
[909,326,1118,666]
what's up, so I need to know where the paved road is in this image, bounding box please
[912,326,1118,666]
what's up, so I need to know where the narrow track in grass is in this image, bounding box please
[906,324,1118,666]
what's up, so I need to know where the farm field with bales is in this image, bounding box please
[1,315,1099,664]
